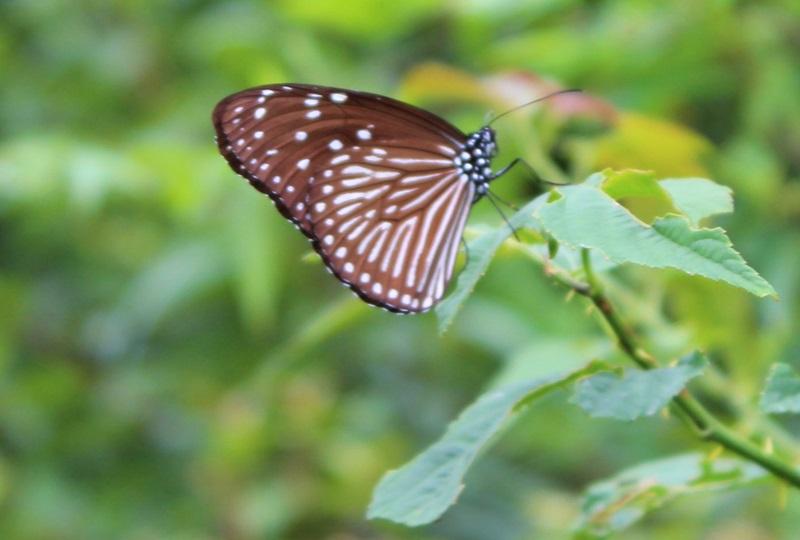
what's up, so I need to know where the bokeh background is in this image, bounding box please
[1,1,799,538]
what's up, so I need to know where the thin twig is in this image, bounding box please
[544,248,800,488]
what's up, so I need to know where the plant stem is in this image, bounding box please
[555,249,800,488]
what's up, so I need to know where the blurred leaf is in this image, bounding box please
[570,351,707,421]
[660,178,734,225]
[484,71,617,123]
[600,168,677,222]
[760,363,800,414]
[81,241,227,358]
[399,63,489,105]
[492,339,610,388]
[576,453,766,537]
[436,196,545,334]
[367,360,607,526]
[248,297,372,396]
[225,190,286,333]
[593,112,713,176]
[537,179,777,298]
[277,0,441,42]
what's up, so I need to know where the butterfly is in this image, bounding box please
[212,83,554,313]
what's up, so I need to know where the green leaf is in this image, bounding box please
[760,363,800,414]
[537,181,777,298]
[367,361,607,526]
[600,169,678,222]
[435,196,545,334]
[570,351,707,421]
[576,453,766,537]
[660,178,734,225]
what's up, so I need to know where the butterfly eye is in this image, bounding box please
[213,84,501,313]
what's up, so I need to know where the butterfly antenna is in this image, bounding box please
[487,88,582,126]
[486,191,520,241]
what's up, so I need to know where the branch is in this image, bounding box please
[545,248,800,488]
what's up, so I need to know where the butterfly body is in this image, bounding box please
[213,84,502,313]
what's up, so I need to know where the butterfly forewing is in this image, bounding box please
[213,83,476,313]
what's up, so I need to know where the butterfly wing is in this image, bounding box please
[308,145,475,313]
[213,84,473,313]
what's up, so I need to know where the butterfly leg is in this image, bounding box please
[491,158,569,187]
[489,157,527,180]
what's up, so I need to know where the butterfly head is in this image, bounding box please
[459,127,498,201]
[476,126,497,157]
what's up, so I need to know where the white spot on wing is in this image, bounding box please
[341,177,373,188]
[306,110,321,119]
[295,131,308,141]
[342,165,374,175]
[297,158,310,170]
[330,92,348,103]
[334,186,388,204]
[389,157,452,165]
[357,129,372,140]
[348,220,369,239]
[328,139,343,151]
[336,202,363,216]
[254,107,266,119]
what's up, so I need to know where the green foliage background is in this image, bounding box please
[1,1,799,538]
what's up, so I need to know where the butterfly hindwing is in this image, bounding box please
[306,145,475,313]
